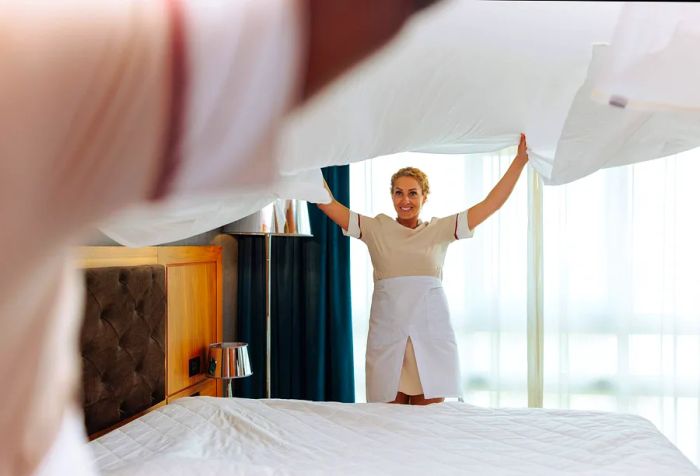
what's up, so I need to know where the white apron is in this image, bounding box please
[366,275,461,402]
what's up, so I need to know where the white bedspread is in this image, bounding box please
[89,397,698,476]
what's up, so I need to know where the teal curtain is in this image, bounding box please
[234,166,354,402]
[233,235,267,398]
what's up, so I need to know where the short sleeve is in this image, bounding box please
[455,210,473,240]
[342,211,362,239]
[431,211,473,243]
[342,211,380,242]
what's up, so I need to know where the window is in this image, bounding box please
[543,150,700,463]
[350,146,700,465]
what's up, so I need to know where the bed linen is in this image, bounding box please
[278,1,700,185]
[89,397,698,476]
[98,2,700,248]
[592,4,700,112]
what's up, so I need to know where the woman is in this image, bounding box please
[317,134,529,405]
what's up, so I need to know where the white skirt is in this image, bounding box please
[365,275,461,402]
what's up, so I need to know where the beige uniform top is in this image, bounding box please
[344,211,473,396]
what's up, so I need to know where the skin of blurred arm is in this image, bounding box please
[301,0,443,100]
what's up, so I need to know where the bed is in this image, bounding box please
[89,397,697,475]
[78,247,699,475]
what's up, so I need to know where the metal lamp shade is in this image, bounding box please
[207,342,252,379]
[222,199,312,236]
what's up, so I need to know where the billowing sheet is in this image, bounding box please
[592,4,700,111]
[100,1,700,246]
[546,45,700,184]
[89,397,698,475]
[279,1,700,184]
[99,168,325,247]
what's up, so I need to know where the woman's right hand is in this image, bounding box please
[516,133,529,164]
[316,178,351,230]
[322,178,334,200]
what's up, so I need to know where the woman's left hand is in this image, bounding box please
[516,133,529,163]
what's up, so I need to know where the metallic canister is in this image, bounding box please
[221,199,312,236]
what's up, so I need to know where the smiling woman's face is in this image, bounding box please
[391,175,426,223]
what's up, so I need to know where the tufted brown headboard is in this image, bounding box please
[78,246,223,439]
[81,266,166,436]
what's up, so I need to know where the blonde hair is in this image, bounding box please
[390,167,430,196]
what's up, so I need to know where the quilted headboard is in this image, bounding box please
[77,245,223,438]
[80,265,166,436]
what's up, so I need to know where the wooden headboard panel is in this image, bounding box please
[78,246,223,437]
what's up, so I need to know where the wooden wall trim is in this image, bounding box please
[156,246,222,398]
[77,246,158,268]
[167,378,217,403]
[76,245,221,267]
[156,246,221,265]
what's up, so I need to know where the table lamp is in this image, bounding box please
[207,342,253,397]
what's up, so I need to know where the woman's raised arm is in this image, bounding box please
[467,133,529,231]
[316,179,351,231]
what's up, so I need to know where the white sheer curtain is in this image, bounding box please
[349,149,529,406]
[543,148,700,464]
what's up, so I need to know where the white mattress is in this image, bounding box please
[89,397,699,476]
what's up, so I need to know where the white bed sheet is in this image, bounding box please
[89,397,698,476]
[98,2,700,248]
[278,1,700,185]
